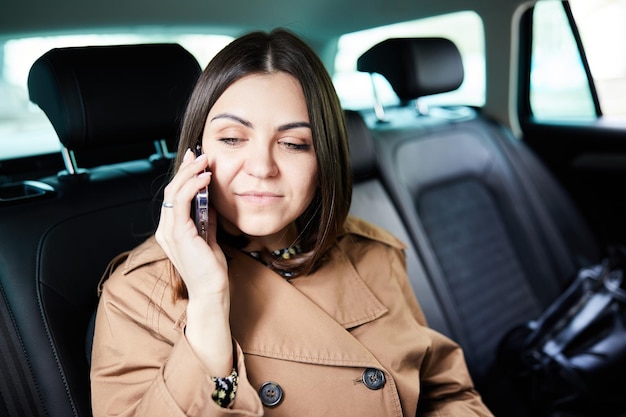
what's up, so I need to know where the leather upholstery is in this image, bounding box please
[357,37,463,100]
[0,44,201,417]
[28,44,201,151]
[346,110,452,336]
[356,37,601,416]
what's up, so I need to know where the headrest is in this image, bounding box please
[28,44,201,151]
[345,110,377,180]
[357,38,463,101]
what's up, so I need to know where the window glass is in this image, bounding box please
[569,0,626,119]
[530,0,626,121]
[333,11,485,111]
[0,32,233,160]
[530,1,595,120]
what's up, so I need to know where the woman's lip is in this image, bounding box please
[238,191,281,197]
[236,191,283,204]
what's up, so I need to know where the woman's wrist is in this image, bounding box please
[187,291,230,316]
[185,298,233,377]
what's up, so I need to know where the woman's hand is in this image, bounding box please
[155,149,233,376]
[155,148,228,298]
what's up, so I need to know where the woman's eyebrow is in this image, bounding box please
[277,121,311,132]
[210,113,253,128]
[210,114,310,132]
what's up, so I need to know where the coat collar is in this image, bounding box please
[120,216,405,276]
[226,246,389,368]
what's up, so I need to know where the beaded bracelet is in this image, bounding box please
[211,368,239,408]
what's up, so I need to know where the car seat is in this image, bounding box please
[356,37,602,416]
[0,43,200,417]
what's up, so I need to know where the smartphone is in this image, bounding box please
[191,142,209,242]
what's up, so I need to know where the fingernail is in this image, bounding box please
[183,148,194,162]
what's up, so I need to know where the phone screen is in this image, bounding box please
[191,143,209,242]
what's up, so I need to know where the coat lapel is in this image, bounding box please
[227,247,388,368]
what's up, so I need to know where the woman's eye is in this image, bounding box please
[219,137,244,146]
[281,141,311,151]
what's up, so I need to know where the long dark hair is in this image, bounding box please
[171,28,351,298]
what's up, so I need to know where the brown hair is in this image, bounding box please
[171,28,351,299]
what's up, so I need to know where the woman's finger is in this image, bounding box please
[162,153,210,217]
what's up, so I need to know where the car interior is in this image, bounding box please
[1,1,626,416]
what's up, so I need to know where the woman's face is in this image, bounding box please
[202,72,318,248]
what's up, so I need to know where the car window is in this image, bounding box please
[530,0,626,121]
[332,10,485,111]
[0,32,233,161]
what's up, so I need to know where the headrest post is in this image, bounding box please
[60,147,79,175]
[415,98,429,116]
[369,74,387,123]
[152,139,174,160]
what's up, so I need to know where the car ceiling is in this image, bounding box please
[2,0,535,130]
[2,0,529,43]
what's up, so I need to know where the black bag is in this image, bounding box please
[498,247,626,417]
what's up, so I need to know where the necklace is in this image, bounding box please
[244,245,303,278]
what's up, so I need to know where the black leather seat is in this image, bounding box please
[357,37,602,415]
[346,109,452,335]
[0,44,200,417]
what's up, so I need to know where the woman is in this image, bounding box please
[90,28,493,417]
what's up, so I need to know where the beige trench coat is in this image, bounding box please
[90,216,494,417]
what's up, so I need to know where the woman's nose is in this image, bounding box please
[244,145,278,178]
